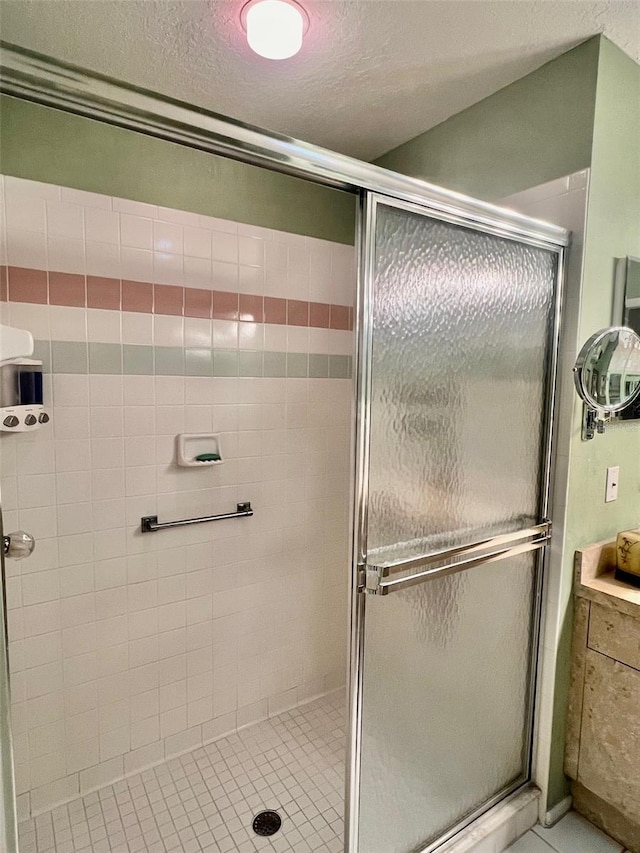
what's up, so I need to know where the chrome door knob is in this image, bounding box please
[2,531,36,560]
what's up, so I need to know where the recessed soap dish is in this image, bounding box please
[176,433,223,467]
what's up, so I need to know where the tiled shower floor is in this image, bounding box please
[18,692,346,853]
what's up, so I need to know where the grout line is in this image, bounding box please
[525,827,562,851]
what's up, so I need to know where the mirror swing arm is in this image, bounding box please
[581,406,607,441]
[573,326,640,441]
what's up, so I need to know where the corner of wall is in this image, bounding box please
[374,37,600,201]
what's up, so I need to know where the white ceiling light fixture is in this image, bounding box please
[241,0,309,61]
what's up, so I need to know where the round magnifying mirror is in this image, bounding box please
[574,326,640,412]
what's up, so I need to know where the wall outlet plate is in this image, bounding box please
[605,466,619,502]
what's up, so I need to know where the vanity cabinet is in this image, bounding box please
[566,541,640,853]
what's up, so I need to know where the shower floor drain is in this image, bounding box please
[252,810,282,836]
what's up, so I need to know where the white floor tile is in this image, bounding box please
[22,702,625,853]
[531,811,624,853]
[507,831,555,852]
[19,691,346,853]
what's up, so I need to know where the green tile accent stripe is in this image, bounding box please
[185,348,213,377]
[329,355,351,379]
[263,352,286,378]
[309,354,329,379]
[89,342,122,374]
[32,339,52,373]
[213,351,238,377]
[51,341,87,374]
[36,341,352,379]
[154,346,185,376]
[238,351,263,378]
[286,353,308,378]
[123,345,154,375]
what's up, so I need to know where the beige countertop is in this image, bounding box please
[574,537,640,617]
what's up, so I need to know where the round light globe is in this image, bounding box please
[245,0,305,60]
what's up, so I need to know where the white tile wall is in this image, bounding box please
[0,176,354,818]
[1,175,355,307]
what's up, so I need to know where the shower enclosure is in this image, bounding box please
[349,194,562,852]
[0,44,566,853]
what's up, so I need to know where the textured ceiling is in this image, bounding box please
[0,0,638,160]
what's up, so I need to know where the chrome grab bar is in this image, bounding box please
[364,523,551,595]
[141,502,253,533]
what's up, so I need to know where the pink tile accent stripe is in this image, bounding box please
[48,272,86,308]
[184,287,212,319]
[6,267,48,304]
[3,266,354,330]
[0,266,8,303]
[122,279,153,313]
[87,276,121,310]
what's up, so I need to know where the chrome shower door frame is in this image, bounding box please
[0,501,19,853]
[346,191,566,853]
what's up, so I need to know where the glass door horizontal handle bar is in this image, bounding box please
[140,502,253,533]
[365,537,549,595]
[368,522,551,577]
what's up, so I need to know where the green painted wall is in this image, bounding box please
[375,38,600,202]
[0,95,355,244]
[547,38,640,806]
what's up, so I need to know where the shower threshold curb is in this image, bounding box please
[436,785,540,853]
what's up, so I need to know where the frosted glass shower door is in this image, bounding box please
[352,195,562,853]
